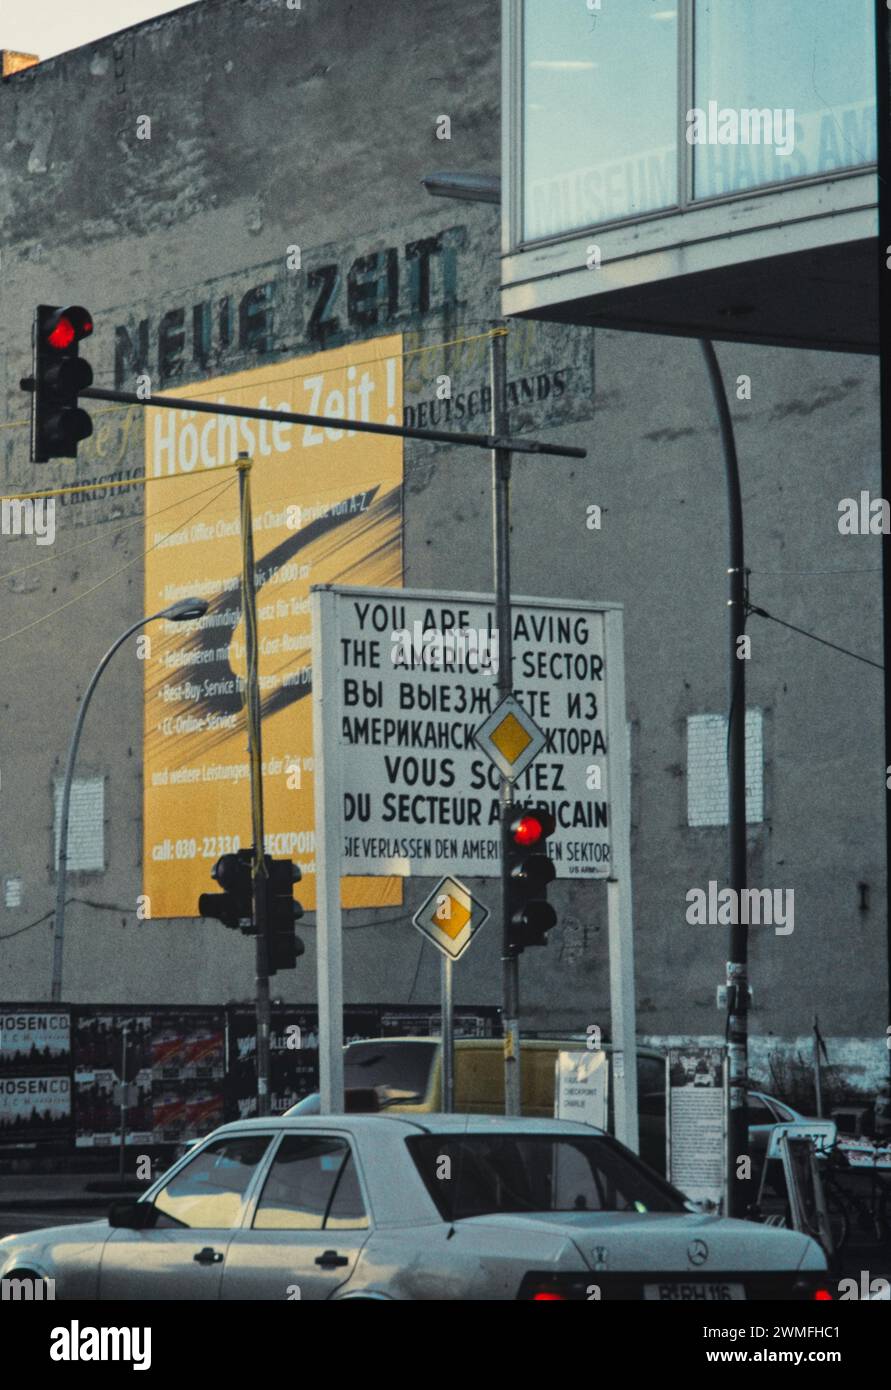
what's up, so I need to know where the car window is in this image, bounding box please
[407,1134,685,1221]
[326,1151,369,1230]
[153,1136,272,1230]
[253,1135,368,1231]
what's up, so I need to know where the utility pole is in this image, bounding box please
[700,340,748,1220]
[490,327,521,1117]
[237,453,272,1119]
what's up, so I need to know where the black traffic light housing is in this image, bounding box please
[26,304,94,462]
[198,849,254,931]
[198,850,304,974]
[504,805,557,953]
[267,858,305,974]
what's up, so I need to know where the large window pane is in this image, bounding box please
[692,0,876,201]
[523,0,678,240]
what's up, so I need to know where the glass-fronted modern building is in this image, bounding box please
[502,0,877,350]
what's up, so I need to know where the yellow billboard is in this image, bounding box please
[143,336,403,915]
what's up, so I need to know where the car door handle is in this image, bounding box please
[193,1247,224,1265]
[315,1250,349,1269]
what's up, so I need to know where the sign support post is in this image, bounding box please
[441,956,454,1113]
[604,608,639,1153]
[312,587,345,1114]
[490,327,521,1117]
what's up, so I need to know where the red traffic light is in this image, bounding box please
[45,306,93,350]
[508,808,556,847]
[513,815,544,846]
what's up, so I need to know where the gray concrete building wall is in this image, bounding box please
[0,0,883,1086]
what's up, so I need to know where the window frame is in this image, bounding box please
[241,1130,373,1233]
[52,772,107,876]
[685,707,766,829]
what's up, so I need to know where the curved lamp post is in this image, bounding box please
[51,597,209,1001]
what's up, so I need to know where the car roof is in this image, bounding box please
[209,1113,606,1139]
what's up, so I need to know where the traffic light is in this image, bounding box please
[504,805,557,953]
[26,304,94,462]
[198,849,254,931]
[266,858,305,974]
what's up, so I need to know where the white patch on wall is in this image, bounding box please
[3,877,22,908]
[53,776,105,872]
[686,709,763,827]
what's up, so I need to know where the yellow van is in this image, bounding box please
[289,1036,668,1173]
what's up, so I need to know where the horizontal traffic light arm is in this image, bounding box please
[47,384,586,460]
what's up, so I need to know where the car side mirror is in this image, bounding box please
[108,1198,156,1230]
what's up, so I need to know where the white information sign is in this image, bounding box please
[312,585,621,879]
[555,1049,608,1130]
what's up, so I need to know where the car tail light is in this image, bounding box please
[532,1291,568,1301]
[814,1288,833,1300]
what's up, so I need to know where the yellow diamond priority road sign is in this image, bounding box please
[412,876,490,961]
[474,693,546,781]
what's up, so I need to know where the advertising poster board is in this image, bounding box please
[143,337,404,915]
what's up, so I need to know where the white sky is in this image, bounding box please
[0,0,196,61]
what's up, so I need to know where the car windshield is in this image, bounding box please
[406,1133,685,1220]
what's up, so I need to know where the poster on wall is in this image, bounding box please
[142,336,404,916]
[0,1009,73,1143]
[73,1010,226,1146]
[0,1010,70,1067]
[0,1076,71,1143]
[73,1013,153,1148]
[667,1045,726,1209]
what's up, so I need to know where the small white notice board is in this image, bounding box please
[555,1049,609,1130]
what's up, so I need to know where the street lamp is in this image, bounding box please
[420,172,501,204]
[51,597,209,1001]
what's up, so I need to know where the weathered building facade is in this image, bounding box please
[0,0,883,1095]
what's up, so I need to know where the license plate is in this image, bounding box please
[644,1282,746,1301]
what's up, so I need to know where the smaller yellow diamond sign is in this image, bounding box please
[413,876,489,961]
[490,712,533,765]
[432,893,471,939]
[474,694,547,782]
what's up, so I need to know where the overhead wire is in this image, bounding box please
[0,473,236,647]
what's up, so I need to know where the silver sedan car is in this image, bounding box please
[0,1114,830,1300]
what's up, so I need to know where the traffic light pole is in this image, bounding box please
[237,454,273,1120]
[490,329,521,1117]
